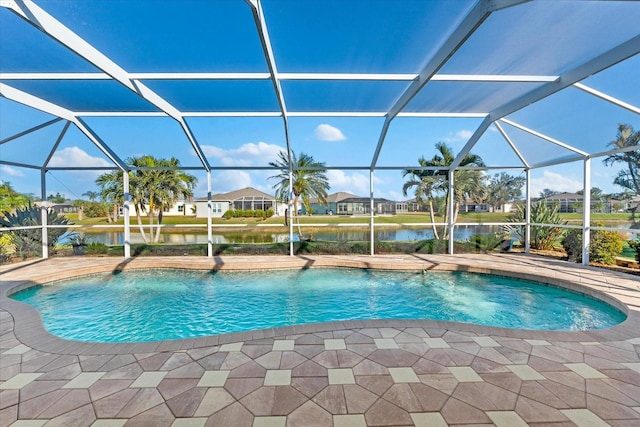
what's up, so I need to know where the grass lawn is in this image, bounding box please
[69,211,634,227]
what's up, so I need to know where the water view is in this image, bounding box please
[76,225,507,245]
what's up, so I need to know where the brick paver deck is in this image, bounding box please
[1,254,639,426]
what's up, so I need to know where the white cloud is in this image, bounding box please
[48,146,111,168]
[0,165,24,177]
[326,170,369,196]
[315,124,346,142]
[530,170,582,197]
[443,129,474,143]
[210,170,253,194]
[201,142,283,166]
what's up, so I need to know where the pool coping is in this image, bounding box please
[2,253,639,356]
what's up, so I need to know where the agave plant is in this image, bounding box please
[0,204,73,259]
[506,202,566,250]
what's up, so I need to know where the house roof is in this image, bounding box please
[197,187,275,202]
[308,192,360,204]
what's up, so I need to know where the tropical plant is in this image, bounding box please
[0,203,73,259]
[402,142,485,239]
[603,124,640,221]
[0,181,32,212]
[95,156,197,243]
[507,201,566,250]
[268,150,330,232]
[47,192,66,203]
[96,170,124,223]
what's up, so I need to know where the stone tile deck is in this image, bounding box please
[1,254,639,426]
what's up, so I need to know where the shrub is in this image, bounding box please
[562,227,623,265]
[468,233,502,253]
[562,230,582,263]
[628,239,640,263]
[222,210,234,219]
[85,242,109,255]
[590,229,623,264]
[0,204,73,259]
[266,208,274,218]
[0,233,13,263]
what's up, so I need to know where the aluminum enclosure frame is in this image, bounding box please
[1,0,639,264]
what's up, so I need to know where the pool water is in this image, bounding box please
[11,269,626,343]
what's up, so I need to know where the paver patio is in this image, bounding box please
[1,254,639,426]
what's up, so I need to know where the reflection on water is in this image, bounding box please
[80,225,507,245]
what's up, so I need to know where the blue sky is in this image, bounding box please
[1,0,639,202]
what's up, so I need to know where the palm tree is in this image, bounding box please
[403,142,485,239]
[268,150,330,233]
[96,170,124,224]
[95,156,197,243]
[603,124,640,221]
[82,190,99,202]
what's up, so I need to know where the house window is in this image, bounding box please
[178,205,184,212]
[211,203,222,213]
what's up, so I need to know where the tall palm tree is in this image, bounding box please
[268,150,329,232]
[403,142,485,239]
[603,124,640,221]
[96,156,197,243]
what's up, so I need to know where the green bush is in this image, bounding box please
[468,233,502,253]
[628,240,640,263]
[562,228,623,265]
[266,208,274,218]
[562,230,582,263]
[590,229,623,264]
[86,242,109,255]
[222,210,234,219]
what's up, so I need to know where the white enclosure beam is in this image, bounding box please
[42,120,71,168]
[573,82,640,115]
[448,170,455,255]
[370,0,496,169]
[0,118,63,145]
[6,0,211,171]
[370,170,375,256]
[525,168,531,254]
[0,83,75,120]
[7,0,136,91]
[493,122,529,168]
[582,158,591,266]
[0,71,558,83]
[207,171,213,258]
[451,34,640,168]
[246,0,293,172]
[499,118,589,157]
[40,170,48,259]
[123,172,131,258]
[0,160,41,170]
[73,118,128,171]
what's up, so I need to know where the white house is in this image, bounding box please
[194,187,286,218]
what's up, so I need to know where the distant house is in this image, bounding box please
[537,192,611,213]
[303,192,359,215]
[162,199,196,216]
[194,187,286,218]
[458,200,513,213]
[36,202,79,214]
[336,197,409,215]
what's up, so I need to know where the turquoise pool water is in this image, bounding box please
[11,269,626,343]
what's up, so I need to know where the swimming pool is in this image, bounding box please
[11,268,626,343]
